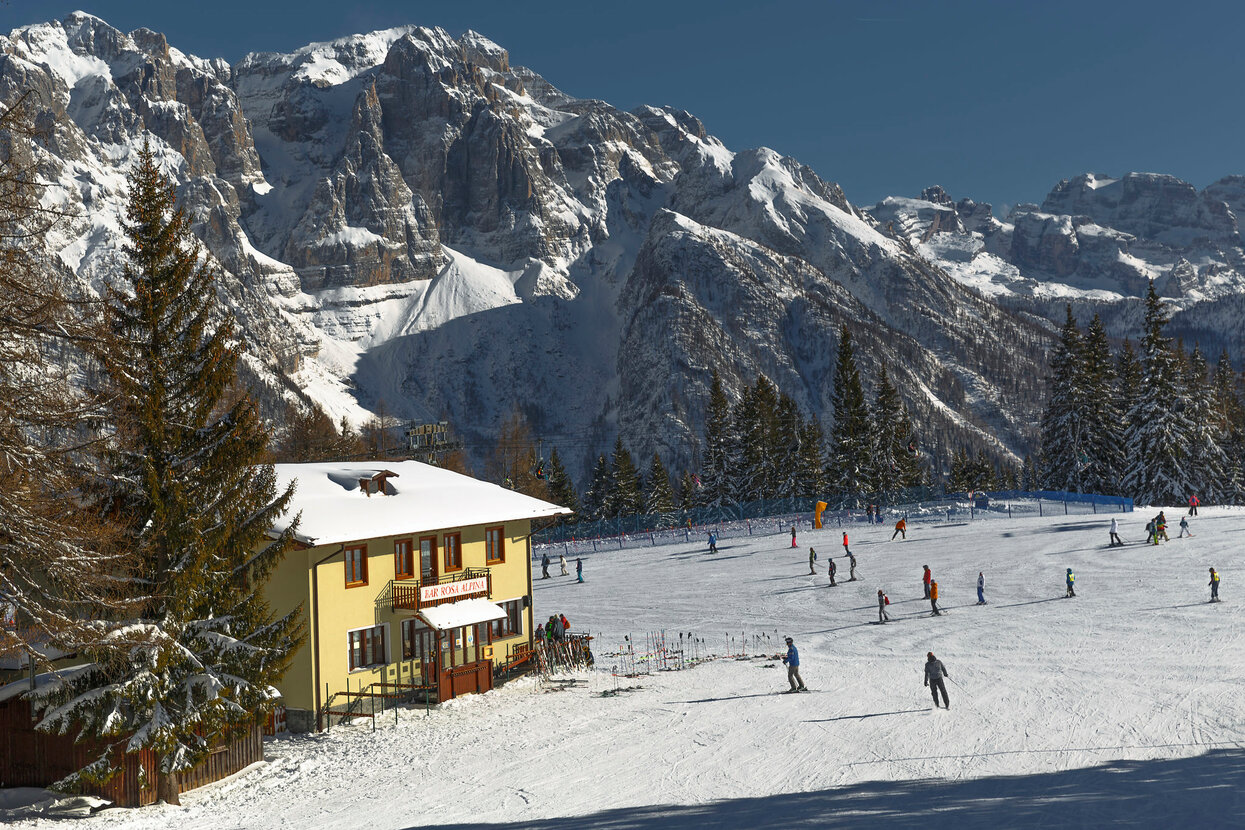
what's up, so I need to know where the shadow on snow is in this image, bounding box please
[409,748,1245,829]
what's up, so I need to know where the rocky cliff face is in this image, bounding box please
[864,171,1245,361]
[7,12,1057,480]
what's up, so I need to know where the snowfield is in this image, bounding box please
[7,506,1245,828]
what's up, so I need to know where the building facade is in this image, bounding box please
[263,462,569,731]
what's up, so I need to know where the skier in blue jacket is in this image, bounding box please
[782,637,806,692]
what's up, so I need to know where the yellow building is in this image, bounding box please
[264,462,570,731]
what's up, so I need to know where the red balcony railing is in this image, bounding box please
[391,568,492,612]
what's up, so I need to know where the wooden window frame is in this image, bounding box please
[489,598,523,639]
[485,526,505,564]
[347,624,387,671]
[443,532,462,572]
[344,544,368,588]
[419,535,438,582]
[394,538,415,580]
[401,618,434,661]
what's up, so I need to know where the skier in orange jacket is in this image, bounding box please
[892,518,907,540]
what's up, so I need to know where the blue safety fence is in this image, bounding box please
[532,489,1133,557]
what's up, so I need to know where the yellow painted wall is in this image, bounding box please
[261,518,535,715]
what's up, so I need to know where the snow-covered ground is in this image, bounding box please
[7,506,1245,828]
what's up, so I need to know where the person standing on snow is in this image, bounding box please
[848,551,858,581]
[559,553,569,576]
[924,652,951,709]
[976,572,986,605]
[1209,567,1220,602]
[791,526,798,548]
[1189,494,1200,516]
[922,565,932,599]
[576,557,584,583]
[541,553,551,579]
[808,547,817,574]
[1109,517,1124,547]
[782,637,807,692]
[877,590,891,623]
[929,579,942,615]
[828,557,838,587]
[1156,512,1170,542]
[1146,519,1157,545]
[1066,568,1076,597]
[892,518,907,540]
[708,532,717,554]
[1179,516,1192,538]
[842,531,851,556]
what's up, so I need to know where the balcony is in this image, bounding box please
[391,568,492,612]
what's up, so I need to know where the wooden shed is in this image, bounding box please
[0,669,264,808]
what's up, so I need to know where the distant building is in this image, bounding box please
[264,462,570,731]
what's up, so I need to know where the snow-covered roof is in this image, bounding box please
[0,664,92,705]
[271,461,571,546]
[417,598,507,631]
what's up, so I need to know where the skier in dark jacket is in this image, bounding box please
[541,554,551,579]
[828,557,837,586]
[576,557,584,583]
[809,547,817,574]
[848,551,858,581]
[782,637,806,691]
[924,652,951,709]
[976,572,986,605]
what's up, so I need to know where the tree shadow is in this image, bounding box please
[408,748,1245,829]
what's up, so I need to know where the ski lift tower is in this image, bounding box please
[405,420,463,465]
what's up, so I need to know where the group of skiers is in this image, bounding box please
[541,552,585,582]
[536,613,572,643]
[809,545,858,585]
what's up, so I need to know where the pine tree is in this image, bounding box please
[736,376,780,501]
[698,370,735,507]
[794,415,827,498]
[274,402,366,462]
[42,141,302,803]
[0,94,128,669]
[827,325,871,500]
[948,448,973,492]
[771,394,804,498]
[1021,454,1039,491]
[869,365,922,501]
[1039,306,1088,491]
[543,448,580,519]
[581,454,611,520]
[644,453,676,514]
[606,437,642,518]
[1185,345,1231,502]
[1212,351,1245,502]
[1079,314,1125,495]
[677,471,697,511]
[1121,283,1197,505]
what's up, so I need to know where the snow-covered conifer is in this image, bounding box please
[37,141,302,804]
[1079,313,1125,495]
[697,370,736,507]
[644,453,676,514]
[1185,345,1231,502]
[827,325,870,499]
[1121,283,1197,505]
[1039,306,1088,491]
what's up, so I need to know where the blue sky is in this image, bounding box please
[2,0,1241,211]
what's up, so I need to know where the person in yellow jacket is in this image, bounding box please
[1209,567,1220,602]
[1066,568,1076,598]
[929,579,942,616]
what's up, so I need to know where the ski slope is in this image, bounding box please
[6,506,1245,828]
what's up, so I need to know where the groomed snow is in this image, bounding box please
[5,505,1243,828]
